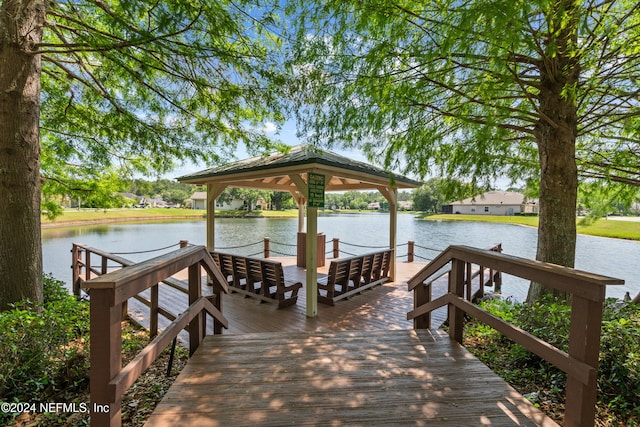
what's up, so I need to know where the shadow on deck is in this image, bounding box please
[128,259,556,426]
[144,329,557,426]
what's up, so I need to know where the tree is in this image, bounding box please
[0,0,285,310]
[287,0,640,303]
[413,180,443,213]
[270,191,294,210]
[218,188,270,212]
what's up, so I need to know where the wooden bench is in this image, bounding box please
[317,249,393,305]
[211,252,302,308]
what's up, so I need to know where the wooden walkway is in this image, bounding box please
[128,257,557,426]
[128,259,445,335]
[145,329,557,426]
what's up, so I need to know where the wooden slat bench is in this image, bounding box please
[211,252,302,308]
[318,249,393,305]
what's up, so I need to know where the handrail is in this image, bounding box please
[72,242,195,336]
[82,245,229,427]
[407,245,624,427]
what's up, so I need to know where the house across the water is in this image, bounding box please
[442,191,539,215]
[188,191,266,211]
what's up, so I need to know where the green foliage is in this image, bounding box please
[465,297,640,424]
[287,0,640,187]
[0,276,90,421]
[270,191,294,210]
[38,0,287,205]
[578,182,640,223]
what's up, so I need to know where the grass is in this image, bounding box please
[422,214,640,241]
[41,208,299,226]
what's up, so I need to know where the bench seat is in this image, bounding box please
[211,252,301,308]
[318,249,393,305]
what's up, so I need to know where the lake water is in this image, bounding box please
[42,213,639,301]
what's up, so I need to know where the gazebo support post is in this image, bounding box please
[389,187,397,281]
[378,186,398,281]
[206,183,227,251]
[306,206,318,317]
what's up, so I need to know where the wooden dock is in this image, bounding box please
[144,328,557,426]
[126,258,557,426]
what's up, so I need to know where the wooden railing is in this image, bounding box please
[72,241,194,336]
[407,245,624,427]
[82,245,229,427]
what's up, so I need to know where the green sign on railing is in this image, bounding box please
[308,173,325,208]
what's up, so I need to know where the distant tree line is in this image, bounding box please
[50,177,640,217]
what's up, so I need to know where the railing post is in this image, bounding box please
[413,281,431,329]
[71,244,81,298]
[89,289,122,427]
[85,250,92,282]
[264,237,270,258]
[408,241,414,263]
[150,284,159,338]
[448,258,465,343]
[188,263,203,356]
[564,295,604,427]
[491,244,503,293]
[465,262,472,300]
[332,238,340,258]
[211,292,223,335]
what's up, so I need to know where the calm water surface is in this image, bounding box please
[42,213,639,301]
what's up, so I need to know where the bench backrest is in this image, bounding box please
[261,259,285,288]
[212,252,235,284]
[327,249,393,286]
[327,259,351,286]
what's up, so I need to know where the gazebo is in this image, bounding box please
[177,144,421,317]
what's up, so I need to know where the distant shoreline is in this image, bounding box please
[40,209,640,241]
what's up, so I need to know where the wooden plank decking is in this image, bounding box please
[127,257,557,426]
[127,259,446,335]
[145,329,557,426]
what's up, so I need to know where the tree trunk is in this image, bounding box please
[0,0,45,310]
[526,1,579,304]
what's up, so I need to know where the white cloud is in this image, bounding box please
[263,122,278,133]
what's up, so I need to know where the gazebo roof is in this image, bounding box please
[177,144,422,191]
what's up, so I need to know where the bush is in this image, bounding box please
[464,297,640,425]
[0,276,89,423]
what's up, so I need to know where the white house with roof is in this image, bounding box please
[443,191,538,215]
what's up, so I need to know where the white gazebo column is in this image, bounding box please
[388,187,398,281]
[378,185,398,281]
[306,206,318,317]
[206,183,226,251]
[289,174,317,317]
[290,192,305,232]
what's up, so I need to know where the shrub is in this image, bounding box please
[465,297,640,425]
[0,276,89,423]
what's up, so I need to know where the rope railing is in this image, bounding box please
[413,243,443,253]
[110,242,182,255]
[268,249,297,257]
[216,240,263,250]
[339,240,390,249]
[268,240,297,248]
